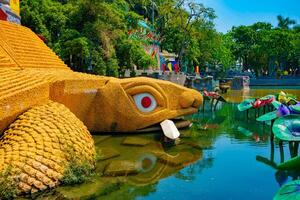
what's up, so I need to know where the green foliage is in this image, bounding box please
[117,38,156,71]
[62,158,95,186]
[20,0,231,75]
[61,147,97,186]
[155,0,221,71]
[136,0,234,72]
[0,167,18,200]
[20,0,299,76]
[98,182,122,197]
[227,20,300,76]
[21,0,71,45]
[130,70,137,77]
[21,0,155,76]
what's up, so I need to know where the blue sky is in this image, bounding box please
[197,0,300,33]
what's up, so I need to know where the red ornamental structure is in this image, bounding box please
[0,0,21,24]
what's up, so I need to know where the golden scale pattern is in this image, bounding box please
[0,68,103,99]
[0,69,47,100]
[0,20,104,101]
[0,21,98,194]
[0,45,16,68]
[0,101,96,193]
[0,20,67,69]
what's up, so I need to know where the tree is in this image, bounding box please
[227,21,300,76]
[155,1,216,69]
[116,38,156,73]
[277,15,296,29]
[21,0,71,46]
[21,0,157,76]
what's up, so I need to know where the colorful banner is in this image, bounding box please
[10,0,20,16]
[159,54,181,72]
[195,66,199,73]
[167,63,172,72]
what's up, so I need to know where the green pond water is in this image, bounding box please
[30,90,300,200]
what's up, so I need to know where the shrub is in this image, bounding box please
[0,167,18,200]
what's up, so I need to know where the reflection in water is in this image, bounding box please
[256,138,300,187]
[197,100,300,198]
[47,104,233,199]
[224,88,300,103]
[49,129,214,199]
[174,153,214,182]
[30,90,300,199]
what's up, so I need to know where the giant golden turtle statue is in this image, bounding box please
[0,21,202,194]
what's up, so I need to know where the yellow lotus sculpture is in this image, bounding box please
[0,21,202,194]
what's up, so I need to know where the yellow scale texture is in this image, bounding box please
[0,20,108,134]
[0,47,17,68]
[0,20,68,69]
[0,101,95,194]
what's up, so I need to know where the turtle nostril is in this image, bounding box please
[192,92,203,108]
[179,90,203,109]
[179,91,194,108]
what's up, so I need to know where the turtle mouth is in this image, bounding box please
[135,118,192,133]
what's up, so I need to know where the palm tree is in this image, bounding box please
[277,15,296,29]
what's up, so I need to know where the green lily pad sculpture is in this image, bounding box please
[261,94,276,101]
[277,156,300,170]
[274,180,300,200]
[290,105,300,113]
[272,101,282,109]
[272,115,300,141]
[257,110,278,122]
[237,98,255,111]
[238,95,276,112]
[257,101,300,122]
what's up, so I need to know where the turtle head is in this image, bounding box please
[85,77,202,132]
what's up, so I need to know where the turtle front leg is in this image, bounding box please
[0,101,96,194]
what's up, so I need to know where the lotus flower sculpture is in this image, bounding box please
[203,90,226,102]
[237,95,275,112]
[277,91,298,105]
[257,102,300,122]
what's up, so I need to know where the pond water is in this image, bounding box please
[36,89,300,200]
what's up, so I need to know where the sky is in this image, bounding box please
[196,0,300,33]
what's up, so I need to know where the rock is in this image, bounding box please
[122,137,150,146]
[104,160,139,176]
[97,147,120,161]
[94,135,111,145]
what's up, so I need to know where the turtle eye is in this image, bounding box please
[133,93,157,113]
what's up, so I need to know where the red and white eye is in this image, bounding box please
[133,93,157,113]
